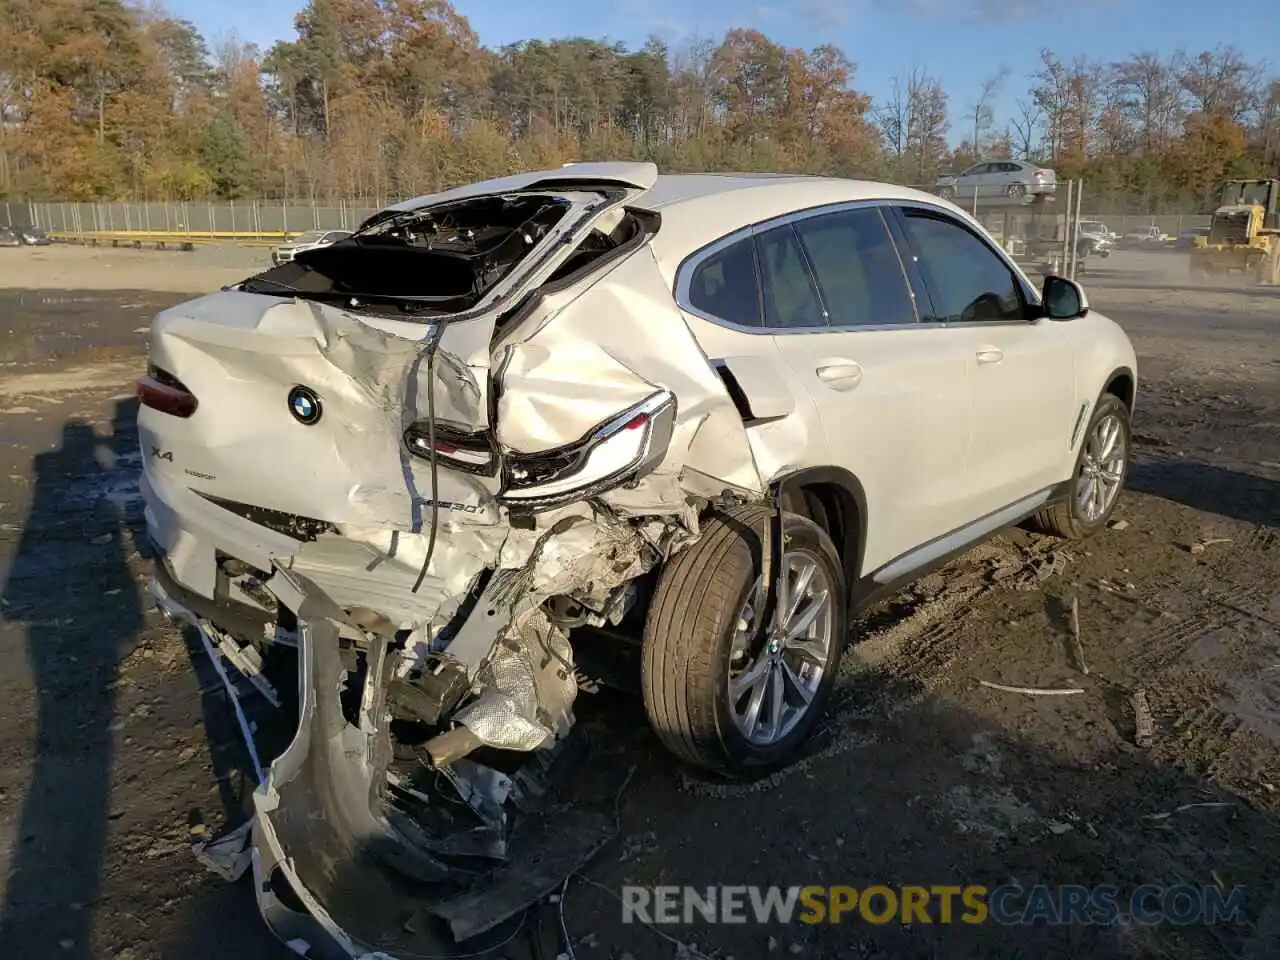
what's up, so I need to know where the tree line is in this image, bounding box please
[2,0,1278,213]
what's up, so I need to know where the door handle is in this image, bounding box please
[975,347,1003,364]
[815,361,863,391]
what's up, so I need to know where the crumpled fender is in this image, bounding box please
[494,245,765,509]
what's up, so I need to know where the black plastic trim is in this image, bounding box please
[851,479,1073,612]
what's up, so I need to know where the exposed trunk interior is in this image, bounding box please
[240,193,573,313]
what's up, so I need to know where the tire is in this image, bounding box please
[1006,183,1027,200]
[1029,393,1132,540]
[938,186,957,201]
[641,505,847,778]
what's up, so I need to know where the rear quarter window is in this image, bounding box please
[687,237,763,327]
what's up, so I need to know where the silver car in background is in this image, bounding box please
[271,229,352,265]
[937,160,1057,203]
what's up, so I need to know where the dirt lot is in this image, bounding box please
[0,245,1277,959]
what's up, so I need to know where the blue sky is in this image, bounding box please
[169,0,1276,138]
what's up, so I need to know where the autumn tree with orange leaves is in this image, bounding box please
[1,0,1278,213]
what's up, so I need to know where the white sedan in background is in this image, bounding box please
[270,228,352,264]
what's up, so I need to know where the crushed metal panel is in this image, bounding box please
[147,294,502,533]
[495,245,764,505]
[290,526,504,632]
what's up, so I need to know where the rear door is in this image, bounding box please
[759,206,973,576]
[890,203,1080,518]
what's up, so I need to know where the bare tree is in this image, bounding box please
[1113,53,1185,153]
[1011,98,1043,159]
[968,66,1009,159]
[874,75,907,160]
[1180,46,1259,122]
[904,66,949,182]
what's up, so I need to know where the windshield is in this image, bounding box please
[289,231,326,243]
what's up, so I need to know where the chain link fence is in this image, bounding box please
[0,195,1213,241]
[1,199,384,234]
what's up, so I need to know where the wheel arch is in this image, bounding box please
[1102,365,1136,412]
[771,466,867,596]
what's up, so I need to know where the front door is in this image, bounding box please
[892,204,1081,519]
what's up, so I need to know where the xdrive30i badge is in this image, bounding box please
[288,385,322,425]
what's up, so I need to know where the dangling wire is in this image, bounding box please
[411,327,445,594]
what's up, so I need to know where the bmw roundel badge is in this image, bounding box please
[288,385,322,425]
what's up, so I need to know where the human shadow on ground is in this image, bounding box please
[0,400,142,958]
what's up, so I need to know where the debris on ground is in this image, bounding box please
[1066,595,1089,675]
[1144,801,1234,821]
[1189,537,1233,555]
[1002,549,1073,592]
[978,680,1085,696]
[191,817,254,882]
[1131,689,1155,748]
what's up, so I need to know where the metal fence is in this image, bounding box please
[0,196,1212,240]
[1,199,384,234]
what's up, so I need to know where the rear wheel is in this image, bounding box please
[1006,183,1027,200]
[1029,393,1131,540]
[641,506,847,778]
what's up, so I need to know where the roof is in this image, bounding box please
[635,174,954,275]
[386,163,966,276]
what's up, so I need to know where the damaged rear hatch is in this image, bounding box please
[140,163,663,627]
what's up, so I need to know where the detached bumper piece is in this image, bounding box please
[148,565,630,959]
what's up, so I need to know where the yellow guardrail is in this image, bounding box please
[47,229,293,249]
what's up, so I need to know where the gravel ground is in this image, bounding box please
[0,246,1276,960]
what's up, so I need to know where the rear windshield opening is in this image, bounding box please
[490,206,658,343]
[240,194,573,314]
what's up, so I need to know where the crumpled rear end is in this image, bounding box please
[142,194,767,955]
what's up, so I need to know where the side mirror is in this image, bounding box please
[1041,275,1089,320]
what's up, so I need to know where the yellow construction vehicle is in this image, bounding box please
[1190,179,1280,284]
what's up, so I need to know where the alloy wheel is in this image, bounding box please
[1076,412,1127,523]
[727,550,834,746]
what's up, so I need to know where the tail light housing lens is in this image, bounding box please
[499,390,677,510]
[137,365,198,418]
[403,422,497,476]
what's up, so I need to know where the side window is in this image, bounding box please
[687,237,762,327]
[792,209,916,327]
[898,209,1025,323]
[755,224,826,329]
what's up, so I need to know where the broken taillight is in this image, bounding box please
[403,422,497,476]
[137,365,198,418]
[500,390,677,510]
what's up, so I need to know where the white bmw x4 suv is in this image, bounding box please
[139,162,1135,954]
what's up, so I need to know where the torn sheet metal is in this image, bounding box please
[146,294,502,536]
[454,611,577,752]
[495,245,765,507]
[192,818,255,882]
